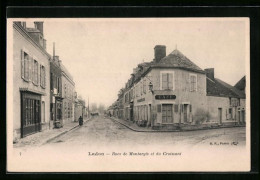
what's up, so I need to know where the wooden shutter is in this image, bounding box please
[162,73,167,90]
[28,56,33,82]
[21,49,25,79]
[157,104,161,113]
[43,66,46,88]
[168,73,173,90]
[40,65,42,87]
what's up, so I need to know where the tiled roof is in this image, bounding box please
[60,63,74,82]
[216,78,246,98]
[206,77,241,98]
[152,49,205,74]
[234,76,246,92]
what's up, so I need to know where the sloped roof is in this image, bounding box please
[216,78,246,98]
[152,49,205,74]
[60,63,74,83]
[234,76,246,92]
[206,77,241,98]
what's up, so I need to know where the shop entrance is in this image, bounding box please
[21,92,42,138]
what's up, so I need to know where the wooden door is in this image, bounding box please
[218,108,222,124]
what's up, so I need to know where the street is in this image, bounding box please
[11,115,248,172]
[42,115,246,149]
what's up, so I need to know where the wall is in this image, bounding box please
[61,74,75,123]
[207,96,234,123]
[13,24,50,134]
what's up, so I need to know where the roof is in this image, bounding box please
[26,28,41,33]
[234,76,246,92]
[152,49,205,74]
[206,77,244,98]
[60,63,74,83]
[216,78,245,98]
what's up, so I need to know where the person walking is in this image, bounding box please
[79,116,83,126]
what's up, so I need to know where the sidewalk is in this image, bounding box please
[109,116,245,133]
[13,117,92,148]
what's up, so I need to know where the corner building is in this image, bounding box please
[12,22,50,139]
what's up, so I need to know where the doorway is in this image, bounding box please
[183,104,188,123]
[218,108,222,124]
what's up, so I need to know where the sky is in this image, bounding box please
[24,18,248,107]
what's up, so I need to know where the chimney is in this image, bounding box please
[205,68,214,80]
[34,22,44,35]
[154,45,166,63]
[21,22,26,29]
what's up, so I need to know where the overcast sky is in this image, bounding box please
[24,18,248,107]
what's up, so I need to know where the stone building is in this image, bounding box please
[50,54,63,128]
[110,45,246,129]
[61,63,75,124]
[13,21,51,140]
[74,92,86,122]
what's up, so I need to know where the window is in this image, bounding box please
[143,79,146,93]
[23,98,40,126]
[162,104,173,123]
[162,73,173,90]
[190,74,197,91]
[21,50,30,81]
[50,73,53,90]
[57,77,60,93]
[33,60,39,85]
[40,65,46,88]
[140,81,143,95]
[174,104,179,113]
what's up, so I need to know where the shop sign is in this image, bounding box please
[155,95,176,100]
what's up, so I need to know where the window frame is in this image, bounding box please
[160,71,174,90]
[189,73,198,92]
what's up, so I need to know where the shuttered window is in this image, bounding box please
[21,50,30,81]
[162,73,173,90]
[33,60,38,85]
[190,74,197,91]
[143,79,146,93]
[40,65,46,88]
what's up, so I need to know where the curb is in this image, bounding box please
[42,117,94,145]
[109,117,245,133]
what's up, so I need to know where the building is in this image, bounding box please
[61,63,75,125]
[50,54,63,128]
[13,21,51,140]
[74,92,86,121]
[206,70,246,125]
[110,45,246,129]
